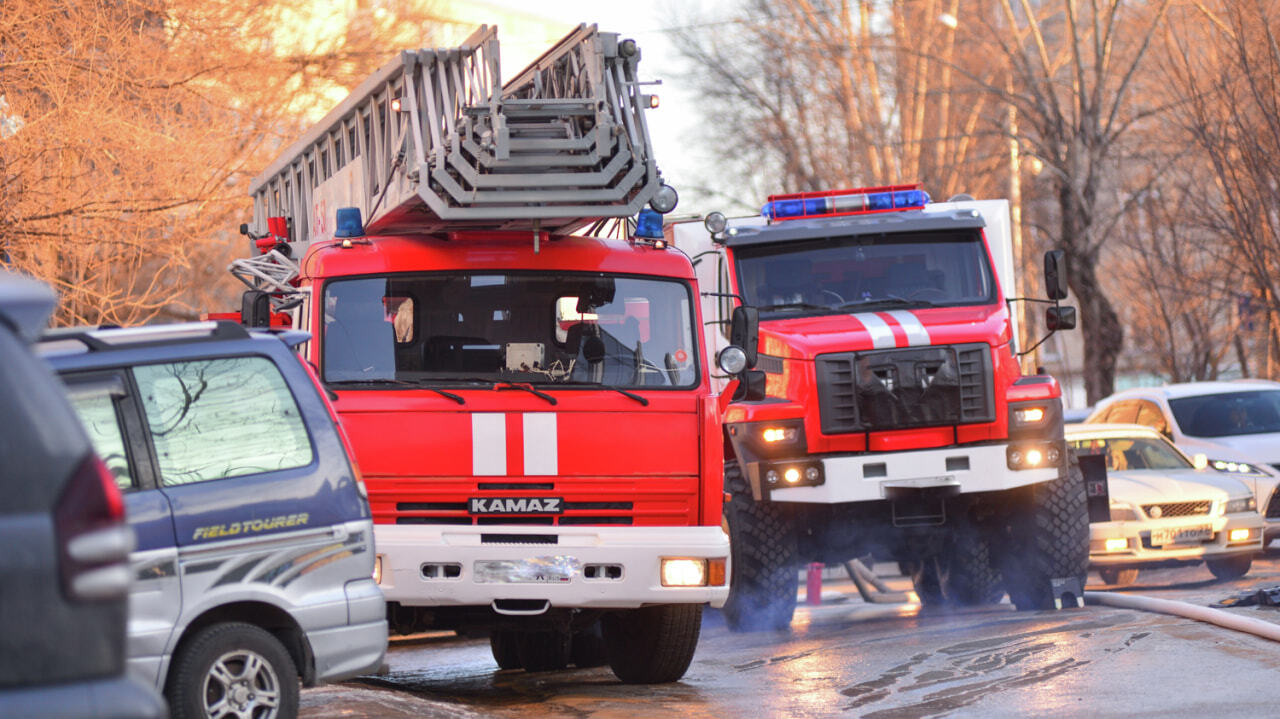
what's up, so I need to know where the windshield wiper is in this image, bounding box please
[328,378,465,404]
[495,382,557,405]
[834,296,939,311]
[593,384,649,406]
[755,301,831,312]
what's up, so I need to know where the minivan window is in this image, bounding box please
[69,392,134,491]
[134,357,313,486]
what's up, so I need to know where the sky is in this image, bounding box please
[471,0,742,217]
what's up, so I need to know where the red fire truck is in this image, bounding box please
[668,185,1088,631]
[226,26,731,683]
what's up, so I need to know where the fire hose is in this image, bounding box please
[1084,590,1280,642]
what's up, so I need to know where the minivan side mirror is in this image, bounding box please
[1044,250,1069,301]
[729,305,759,369]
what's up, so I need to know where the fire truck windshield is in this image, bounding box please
[321,272,699,389]
[734,230,997,317]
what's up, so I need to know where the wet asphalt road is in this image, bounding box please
[300,551,1280,718]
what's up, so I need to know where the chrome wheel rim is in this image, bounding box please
[202,648,281,719]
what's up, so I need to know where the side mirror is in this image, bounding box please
[729,306,759,369]
[241,290,271,328]
[733,369,767,402]
[1045,305,1076,332]
[1044,250,1069,300]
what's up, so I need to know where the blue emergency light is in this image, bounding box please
[634,208,665,239]
[335,207,365,238]
[761,185,931,222]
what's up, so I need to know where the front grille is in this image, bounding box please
[815,343,993,434]
[1266,488,1280,519]
[1141,500,1211,518]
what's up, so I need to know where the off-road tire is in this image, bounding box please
[570,622,609,669]
[1097,568,1140,586]
[942,526,1005,605]
[1206,554,1253,580]
[721,461,798,632]
[909,527,1004,607]
[1000,452,1089,611]
[515,630,571,672]
[166,622,299,719]
[601,604,702,684]
[489,630,522,670]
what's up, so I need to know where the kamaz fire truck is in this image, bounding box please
[668,186,1088,630]
[225,25,732,683]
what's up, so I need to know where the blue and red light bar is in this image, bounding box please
[761,183,930,222]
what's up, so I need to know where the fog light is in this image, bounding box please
[1026,448,1043,466]
[765,469,780,484]
[373,555,383,584]
[1229,528,1251,542]
[784,467,801,483]
[805,466,821,481]
[1104,538,1128,552]
[661,558,707,587]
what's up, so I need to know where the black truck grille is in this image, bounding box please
[815,343,994,435]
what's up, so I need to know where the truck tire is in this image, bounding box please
[1000,454,1090,611]
[721,461,798,632]
[908,527,1003,607]
[1097,568,1139,586]
[570,622,609,669]
[166,621,299,719]
[489,630,522,670]
[1206,554,1252,580]
[601,604,702,684]
[515,630,571,672]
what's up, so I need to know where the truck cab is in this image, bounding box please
[670,185,1088,630]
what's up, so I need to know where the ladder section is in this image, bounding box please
[248,23,663,249]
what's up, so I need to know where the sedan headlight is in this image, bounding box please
[1209,459,1270,476]
[1222,496,1258,515]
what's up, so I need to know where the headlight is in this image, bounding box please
[1013,406,1047,426]
[1223,496,1258,514]
[1209,459,1269,476]
[1007,443,1062,470]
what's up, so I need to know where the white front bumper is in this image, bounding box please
[374,524,730,609]
[1090,512,1265,566]
[768,443,1059,503]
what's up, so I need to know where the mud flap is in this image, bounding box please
[1051,576,1085,609]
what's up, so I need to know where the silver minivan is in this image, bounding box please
[41,321,386,719]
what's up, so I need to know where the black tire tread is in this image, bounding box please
[601,604,702,684]
[721,461,798,632]
[1206,554,1252,580]
[515,630,571,672]
[489,630,522,670]
[1002,452,1090,611]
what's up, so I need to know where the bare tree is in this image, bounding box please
[0,0,446,326]
[1158,0,1280,379]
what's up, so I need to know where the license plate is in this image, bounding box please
[1150,524,1212,547]
[474,556,580,584]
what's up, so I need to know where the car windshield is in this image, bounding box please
[1068,436,1193,471]
[733,229,996,318]
[321,272,698,389]
[1167,390,1280,438]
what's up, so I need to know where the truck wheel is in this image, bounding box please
[908,528,1003,607]
[601,604,702,684]
[1000,454,1089,611]
[489,630,522,670]
[570,622,609,669]
[1206,554,1252,580]
[165,622,299,719]
[942,526,1005,605]
[1097,568,1139,586]
[515,630,571,672]
[722,461,798,632]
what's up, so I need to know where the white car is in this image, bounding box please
[1085,381,1280,542]
[1066,423,1265,585]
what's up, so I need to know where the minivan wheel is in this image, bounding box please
[167,622,299,719]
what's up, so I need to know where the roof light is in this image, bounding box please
[704,212,727,234]
[649,183,679,214]
[335,207,365,238]
[634,208,664,239]
[761,184,931,222]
